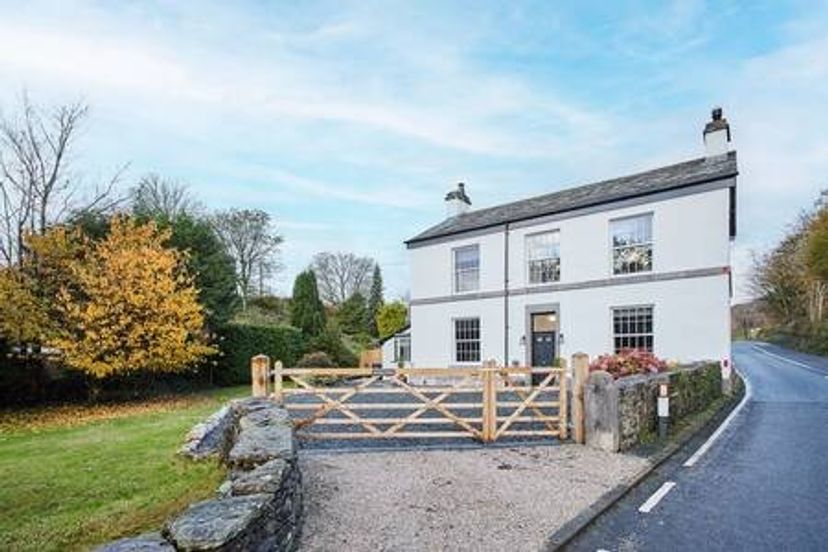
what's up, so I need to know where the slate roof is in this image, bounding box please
[379,325,410,345]
[406,151,737,246]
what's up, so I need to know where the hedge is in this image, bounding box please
[215,323,305,385]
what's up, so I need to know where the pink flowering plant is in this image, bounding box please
[589,349,668,379]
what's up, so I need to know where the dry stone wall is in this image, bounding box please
[96,397,302,552]
[586,362,727,452]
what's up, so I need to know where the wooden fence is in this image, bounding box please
[358,348,382,368]
[250,356,575,444]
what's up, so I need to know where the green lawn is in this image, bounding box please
[0,386,248,551]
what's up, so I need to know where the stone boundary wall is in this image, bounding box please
[586,362,727,452]
[97,398,302,552]
[178,404,238,460]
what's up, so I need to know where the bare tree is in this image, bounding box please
[131,173,199,220]
[731,299,769,339]
[311,251,375,306]
[0,94,122,265]
[211,208,283,310]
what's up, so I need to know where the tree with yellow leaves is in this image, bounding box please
[0,227,83,351]
[0,268,50,345]
[39,217,215,378]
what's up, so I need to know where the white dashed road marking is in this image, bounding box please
[638,481,677,513]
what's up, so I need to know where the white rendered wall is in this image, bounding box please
[410,297,504,367]
[410,273,730,368]
[410,231,504,300]
[381,338,396,369]
[505,274,731,365]
[506,187,731,286]
[704,130,730,157]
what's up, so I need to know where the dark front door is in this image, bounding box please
[531,312,558,384]
[532,331,556,367]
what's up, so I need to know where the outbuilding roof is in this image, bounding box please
[406,151,737,246]
[379,325,410,345]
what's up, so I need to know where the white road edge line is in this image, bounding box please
[752,344,822,373]
[638,481,677,513]
[683,357,753,468]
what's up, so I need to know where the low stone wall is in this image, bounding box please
[586,362,727,452]
[179,404,238,460]
[97,397,302,552]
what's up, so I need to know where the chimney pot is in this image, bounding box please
[445,182,471,217]
[703,106,731,158]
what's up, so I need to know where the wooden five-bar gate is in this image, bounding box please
[251,357,571,444]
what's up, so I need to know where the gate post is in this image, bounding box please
[481,360,498,443]
[273,360,284,404]
[251,354,270,397]
[558,358,569,440]
[571,353,590,444]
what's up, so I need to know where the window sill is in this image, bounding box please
[526,279,561,287]
[610,269,654,278]
[453,289,480,295]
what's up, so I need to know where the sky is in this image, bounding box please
[0,1,826,301]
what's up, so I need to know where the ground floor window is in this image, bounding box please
[612,306,653,352]
[394,335,411,363]
[454,318,480,362]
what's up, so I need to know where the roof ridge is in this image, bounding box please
[407,151,737,245]
[456,153,732,219]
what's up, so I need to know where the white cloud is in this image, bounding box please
[222,164,433,210]
[0,8,615,160]
[0,23,200,101]
[278,220,332,231]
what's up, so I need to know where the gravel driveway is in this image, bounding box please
[298,444,649,551]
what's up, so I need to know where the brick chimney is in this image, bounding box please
[703,107,731,158]
[445,182,471,217]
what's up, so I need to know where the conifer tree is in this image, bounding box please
[290,270,326,337]
[366,264,384,336]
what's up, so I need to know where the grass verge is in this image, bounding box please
[0,386,248,551]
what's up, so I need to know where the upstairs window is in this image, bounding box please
[453,244,479,292]
[526,231,561,284]
[612,306,653,353]
[611,214,653,275]
[454,318,480,363]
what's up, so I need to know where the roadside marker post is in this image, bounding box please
[721,358,733,395]
[658,382,669,440]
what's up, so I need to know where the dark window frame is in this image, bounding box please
[610,213,653,275]
[454,317,481,363]
[526,230,561,284]
[453,244,480,293]
[611,305,654,353]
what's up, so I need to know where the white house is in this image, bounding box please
[405,108,737,370]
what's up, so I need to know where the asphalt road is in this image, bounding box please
[564,341,828,552]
